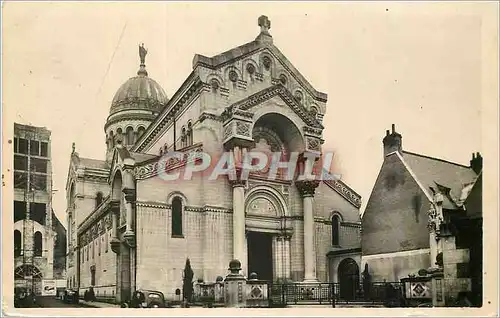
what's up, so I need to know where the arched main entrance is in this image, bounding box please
[338,258,360,300]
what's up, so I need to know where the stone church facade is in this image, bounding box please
[65,16,362,303]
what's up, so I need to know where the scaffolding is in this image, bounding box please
[13,127,52,297]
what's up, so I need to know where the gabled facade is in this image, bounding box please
[361,124,482,306]
[65,16,363,304]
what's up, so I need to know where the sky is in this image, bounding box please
[3,2,495,226]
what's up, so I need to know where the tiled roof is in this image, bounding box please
[401,151,478,209]
[129,152,157,164]
[79,157,109,170]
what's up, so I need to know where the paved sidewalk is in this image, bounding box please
[78,300,120,308]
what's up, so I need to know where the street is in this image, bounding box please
[34,296,83,308]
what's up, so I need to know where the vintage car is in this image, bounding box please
[122,289,166,308]
[63,289,79,304]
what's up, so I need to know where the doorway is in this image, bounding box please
[247,231,273,282]
[338,258,360,300]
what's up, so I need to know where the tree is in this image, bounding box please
[182,258,194,303]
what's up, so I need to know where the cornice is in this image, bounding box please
[323,179,362,209]
[136,201,232,214]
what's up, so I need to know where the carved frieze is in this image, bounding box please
[134,144,203,179]
[236,121,251,137]
[306,137,321,152]
[303,126,322,137]
[323,179,362,208]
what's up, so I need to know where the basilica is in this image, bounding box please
[65,16,362,303]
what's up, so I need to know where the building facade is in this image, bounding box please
[66,16,363,303]
[13,123,67,295]
[361,124,482,306]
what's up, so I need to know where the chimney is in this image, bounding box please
[470,152,483,174]
[382,124,403,157]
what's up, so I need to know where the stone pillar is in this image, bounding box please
[224,259,247,308]
[231,179,246,275]
[431,271,446,307]
[122,188,136,248]
[296,180,319,283]
[110,201,121,254]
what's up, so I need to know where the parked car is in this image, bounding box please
[63,289,79,304]
[127,290,166,308]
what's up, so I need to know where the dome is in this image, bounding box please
[109,45,168,116]
[109,71,168,115]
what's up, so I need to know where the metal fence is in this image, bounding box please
[267,282,405,307]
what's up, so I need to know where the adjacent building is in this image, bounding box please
[65,16,363,304]
[361,124,482,306]
[13,123,67,295]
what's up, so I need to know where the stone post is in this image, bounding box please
[296,179,320,283]
[224,259,247,308]
[431,271,446,307]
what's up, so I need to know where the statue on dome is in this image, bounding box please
[139,43,148,65]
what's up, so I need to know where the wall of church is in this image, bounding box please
[74,179,110,227]
[362,154,431,256]
[135,172,234,299]
[135,204,233,299]
[79,228,116,300]
[146,97,202,156]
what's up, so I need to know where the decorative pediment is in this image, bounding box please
[231,85,323,129]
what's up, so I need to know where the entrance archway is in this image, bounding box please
[338,258,360,300]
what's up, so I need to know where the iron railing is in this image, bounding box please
[268,282,405,307]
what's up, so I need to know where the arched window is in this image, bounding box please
[332,215,340,246]
[137,126,146,139]
[109,131,115,148]
[187,122,193,146]
[181,127,187,148]
[116,128,123,144]
[171,197,183,237]
[126,127,134,146]
[14,230,21,257]
[34,231,43,256]
[96,192,103,208]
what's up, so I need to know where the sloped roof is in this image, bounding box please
[79,157,109,170]
[401,150,478,209]
[129,152,157,164]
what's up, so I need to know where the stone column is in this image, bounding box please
[110,201,121,254]
[231,177,246,275]
[122,188,136,248]
[296,180,319,283]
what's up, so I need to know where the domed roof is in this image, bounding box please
[109,45,168,116]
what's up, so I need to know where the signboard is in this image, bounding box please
[41,280,57,296]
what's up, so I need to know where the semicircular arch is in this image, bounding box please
[245,185,288,217]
